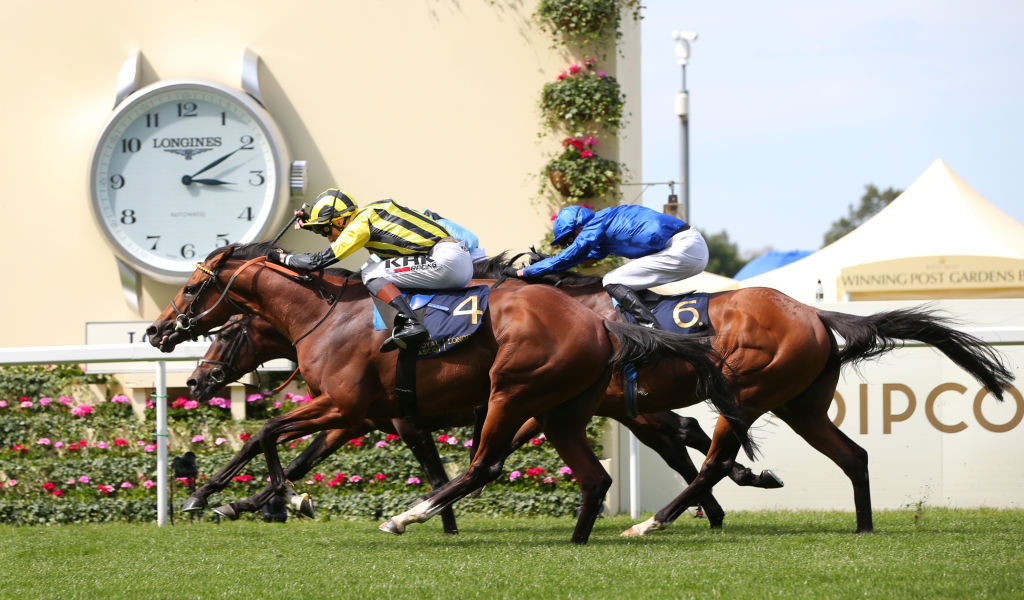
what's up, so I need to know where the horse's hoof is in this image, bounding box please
[181,496,207,513]
[763,469,785,488]
[295,493,315,519]
[379,519,405,535]
[212,504,239,520]
[620,525,643,537]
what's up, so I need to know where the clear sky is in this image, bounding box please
[636,1,1024,257]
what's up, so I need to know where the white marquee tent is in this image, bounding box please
[740,159,1024,303]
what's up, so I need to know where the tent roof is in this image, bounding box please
[740,159,1024,302]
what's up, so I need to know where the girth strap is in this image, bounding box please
[395,347,418,418]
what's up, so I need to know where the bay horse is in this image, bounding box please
[146,242,742,544]
[482,252,1014,536]
[187,309,782,529]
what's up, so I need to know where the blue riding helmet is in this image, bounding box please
[552,205,595,246]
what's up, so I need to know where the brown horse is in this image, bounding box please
[482,252,1014,536]
[146,242,741,544]
[187,309,782,529]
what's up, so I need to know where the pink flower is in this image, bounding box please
[375,440,387,448]
[21,400,33,408]
[446,436,459,446]
[79,476,90,483]
[191,435,204,443]
[96,484,115,494]
[0,400,6,408]
[215,437,227,446]
[95,441,108,449]
[208,397,229,409]
[110,394,130,404]
[349,475,362,483]
[596,71,606,77]
[6,480,17,487]
[39,397,51,406]
[272,401,282,409]
[54,441,64,448]
[120,482,133,489]
[543,477,555,483]
[184,400,198,410]
[144,444,156,453]
[568,64,581,74]
[406,477,421,485]
[584,136,597,147]
[58,396,73,405]
[70,404,93,417]
[464,439,473,448]
[559,466,573,476]
[37,438,51,446]
[246,393,263,402]
[509,471,522,481]
[66,479,75,485]
[142,480,155,488]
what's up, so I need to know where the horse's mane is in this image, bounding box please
[475,250,604,288]
[208,242,361,281]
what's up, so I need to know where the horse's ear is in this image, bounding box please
[206,246,233,270]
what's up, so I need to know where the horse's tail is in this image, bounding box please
[603,320,756,459]
[818,307,1014,400]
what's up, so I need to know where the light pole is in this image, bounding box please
[673,30,698,222]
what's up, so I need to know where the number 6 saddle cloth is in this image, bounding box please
[371,285,490,358]
[617,291,711,335]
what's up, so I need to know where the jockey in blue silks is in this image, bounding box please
[510,204,709,328]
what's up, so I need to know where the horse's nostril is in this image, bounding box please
[186,378,197,388]
[146,326,157,336]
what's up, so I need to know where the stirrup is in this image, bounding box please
[380,324,428,353]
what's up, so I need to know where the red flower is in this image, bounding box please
[556,72,566,81]
[525,467,545,477]
[42,482,55,491]
[312,473,324,482]
[232,474,253,483]
[530,438,542,446]
[113,438,128,446]
[436,434,451,444]
[568,64,581,75]
[580,150,593,159]
[373,473,386,482]
[239,432,252,441]
[385,434,400,442]
[50,489,64,497]
[348,438,363,446]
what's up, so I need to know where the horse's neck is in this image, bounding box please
[244,270,369,345]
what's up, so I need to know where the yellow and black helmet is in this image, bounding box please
[301,188,358,235]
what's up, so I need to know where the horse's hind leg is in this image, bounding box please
[181,432,268,512]
[391,416,459,535]
[773,364,872,533]
[617,413,727,528]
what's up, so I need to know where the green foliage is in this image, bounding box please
[0,388,607,525]
[0,364,111,402]
[543,137,622,202]
[539,61,625,135]
[700,228,749,278]
[534,0,643,49]
[823,184,902,246]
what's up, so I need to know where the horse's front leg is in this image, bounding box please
[181,432,267,513]
[215,428,354,519]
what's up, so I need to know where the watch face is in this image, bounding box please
[89,81,287,283]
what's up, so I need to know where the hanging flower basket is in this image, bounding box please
[543,136,621,200]
[539,58,624,135]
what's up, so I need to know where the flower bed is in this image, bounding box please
[0,387,605,525]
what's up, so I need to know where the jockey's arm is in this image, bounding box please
[283,214,372,271]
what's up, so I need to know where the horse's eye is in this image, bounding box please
[183,285,198,295]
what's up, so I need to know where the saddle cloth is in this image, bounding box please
[617,291,711,335]
[372,285,490,358]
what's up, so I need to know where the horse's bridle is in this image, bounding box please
[170,256,266,335]
[197,315,256,385]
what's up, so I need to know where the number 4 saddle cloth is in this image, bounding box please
[617,291,711,335]
[371,285,490,358]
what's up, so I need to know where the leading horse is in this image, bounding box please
[146,242,742,544]
[482,252,1014,536]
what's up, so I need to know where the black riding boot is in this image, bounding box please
[375,283,429,352]
[604,283,658,329]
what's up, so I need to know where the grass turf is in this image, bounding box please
[1,508,1021,599]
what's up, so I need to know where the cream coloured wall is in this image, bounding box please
[0,1,641,346]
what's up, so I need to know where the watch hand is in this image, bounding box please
[181,176,235,186]
[187,144,247,179]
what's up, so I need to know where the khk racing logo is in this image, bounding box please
[385,255,437,273]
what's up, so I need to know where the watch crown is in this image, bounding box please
[290,160,307,198]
